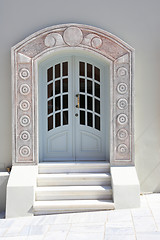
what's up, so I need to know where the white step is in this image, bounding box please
[38,161,110,174]
[34,200,114,215]
[37,173,111,186]
[35,186,112,201]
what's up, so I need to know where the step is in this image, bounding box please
[38,161,110,174]
[37,173,111,186]
[34,200,114,215]
[35,186,112,201]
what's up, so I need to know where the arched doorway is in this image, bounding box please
[38,51,110,161]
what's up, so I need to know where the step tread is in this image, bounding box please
[36,185,112,192]
[38,173,111,178]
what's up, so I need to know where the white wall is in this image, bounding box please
[1,0,160,192]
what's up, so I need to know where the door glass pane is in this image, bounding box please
[95,115,100,130]
[55,63,60,78]
[95,99,100,114]
[47,67,53,82]
[63,111,68,125]
[48,99,53,115]
[63,78,68,92]
[80,94,85,109]
[95,66,100,82]
[63,95,68,109]
[62,62,68,76]
[95,83,100,98]
[80,110,85,125]
[80,78,85,92]
[55,112,61,127]
[87,80,92,95]
[87,96,92,111]
[79,62,85,76]
[87,63,92,78]
[87,112,93,127]
[48,115,53,131]
[55,80,60,95]
[55,96,61,111]
[48,83,53,98]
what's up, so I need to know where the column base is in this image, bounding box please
[111,166,140,209]
[6,166,38,218]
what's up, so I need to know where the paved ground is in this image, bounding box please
[0,194,160,239]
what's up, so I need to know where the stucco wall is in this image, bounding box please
[1,0,160,192]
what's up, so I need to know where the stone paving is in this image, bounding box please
[0,194,160,239]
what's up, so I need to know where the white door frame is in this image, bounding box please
[39,52,110,161]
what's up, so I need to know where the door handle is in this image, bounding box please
[76,94,80,108]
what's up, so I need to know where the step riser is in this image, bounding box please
[34,202,114,215]
[36,192,112,201]
[37,179,111,187]
[39,167,110,174]
[39,163,110,174]
[34,207,114,215]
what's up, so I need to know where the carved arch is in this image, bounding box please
[12,23,134,166]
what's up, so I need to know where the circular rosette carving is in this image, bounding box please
[19,68,30,80]
[117,67,128,77]
[117,144,128,154]
[91,37,102,49]
[19,146,31,157]
[117,114,128,125]
[117,83,128,95]
[44,34,56,47]
[117,129,128,140]
[63,27,83,46]
[20,131,30,141]
[20,115,30,127]
[117,98,128,110]
[20,84,30,95]
[19,100,30,111]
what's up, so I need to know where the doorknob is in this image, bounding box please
[76,94,80,108]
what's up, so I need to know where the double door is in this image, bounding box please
[39,55,107,161]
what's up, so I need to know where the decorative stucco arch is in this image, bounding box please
[12,23,134,166]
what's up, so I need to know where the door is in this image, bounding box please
[39,54,107,161]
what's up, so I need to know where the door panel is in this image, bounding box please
[39,55,107,161]
[75,58,105,160]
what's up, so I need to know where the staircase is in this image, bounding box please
[33,161,114,215]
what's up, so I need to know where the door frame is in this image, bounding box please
[39,52,110,162]
[11,23,134,166]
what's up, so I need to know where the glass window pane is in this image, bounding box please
[87,96,92,111]
[55,112,61,128]
[95,83,100,98]
[63,78,68,92]
[48,99,53,115]
[63,111,68,125]
[80,94,85,109]
[95,67,100,82]
[55,80,60,95]
[62,62,68,76]
[80,110,85,125]
[95,99,100,114]
[87,63,92,78]
[55,63,60,78]
[47,67,53,82]
[48,115,53,131]
[48,83,53,98]
[95,115,100,130]
[63,95,68,109]
[80,78,85,92]
[87,112,93,127]
[55,96,61,111]
[87,80,92,95]
[79,62,85,76]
